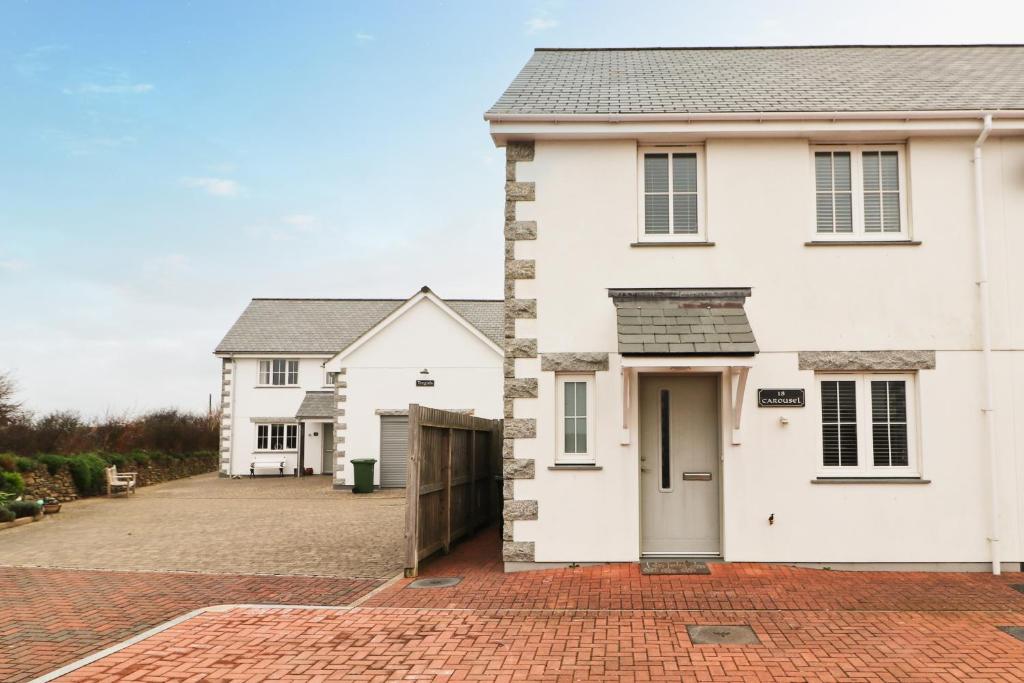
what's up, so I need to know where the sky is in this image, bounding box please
[2,0,1023,417]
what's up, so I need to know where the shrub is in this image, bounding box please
[1,471,25,496]
[15,456,35,472]
[7,500,40,519]
[36,454,69,476]
[0,453,15,472]
[0,507,13,523]
[66,454,108,496]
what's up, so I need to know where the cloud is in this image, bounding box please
[0,259,29,273]
[525,13,559,33]
[282,213,317,227]
[355,32,374,42]
[65,82,155,95]
[181,177,243,198]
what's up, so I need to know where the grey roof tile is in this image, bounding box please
[609,287,759,356]
[215,297,504,354]
[487,46,1024,116]
[295,391,335,419]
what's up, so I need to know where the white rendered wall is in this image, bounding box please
[224,356,331,476]
[326,298,503,487]
[515,136,1024,564]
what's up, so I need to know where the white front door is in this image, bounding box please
[640,374,721,556]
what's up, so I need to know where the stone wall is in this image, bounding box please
[19,453,219,502]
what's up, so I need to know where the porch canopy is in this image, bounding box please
[608,287,758,444]
[295,390,334,420]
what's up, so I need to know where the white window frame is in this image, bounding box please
[255,422,298,452]
[556,374,596,465]
[637,145,708,243]
[810,144,909,241]
[324,371,338,387]
[257,359,300,387]
[816,372,920,477]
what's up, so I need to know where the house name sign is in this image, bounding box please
[757,389,805,407]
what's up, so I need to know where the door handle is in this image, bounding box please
[682,472,712,481]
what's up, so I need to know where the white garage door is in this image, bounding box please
[379,415,409,487]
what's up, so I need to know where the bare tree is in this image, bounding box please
[0,371,22,426]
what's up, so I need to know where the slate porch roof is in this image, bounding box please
[609,288,758,355]
[295,391,335,420]
[215,297,504,354]
[487,45,1024,117]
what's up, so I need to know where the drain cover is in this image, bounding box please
[998,626,1024,642]
[408,577,462,589]
[687,625,760,645]
[1011,585,1024,594]
[641,560,710,575]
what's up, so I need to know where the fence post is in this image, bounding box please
[404,404,422,578]
[443,427,453,553]
[469,428,477,532]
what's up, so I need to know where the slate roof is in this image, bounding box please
[609,288,758,355]
[295,391,335,420]
[486,46,1024,117]
[215,297,504,354]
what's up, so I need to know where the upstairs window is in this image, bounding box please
[817,373,917,476]
[813,146,908,240]
[639,147,706,242]
[325,371,339,386]
[258,359,299,386]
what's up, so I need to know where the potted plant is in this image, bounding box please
[42,497,61,514]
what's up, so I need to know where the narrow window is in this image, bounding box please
[287,360,299,385]
[256,424,269,450]
[563,381,588,454]
[815,152,853,234]
[862,151,901,233]
[643,151,700,237]
[270,423,285,450]
[821,380,858,466]
[285,424,298,450]
[871,380,908,467]
[325,371,338,386]
[258,360,271,385]
[557,375,595,464]
[659,389,671,489]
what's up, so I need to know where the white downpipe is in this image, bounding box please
[972,114,999,574]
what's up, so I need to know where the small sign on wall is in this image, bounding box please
[757,388,805,407]
[416,379,435,387]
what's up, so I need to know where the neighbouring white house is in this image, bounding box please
[214,287,503,487]
[489,45,1024,573]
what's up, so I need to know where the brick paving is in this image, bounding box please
[0,567,383,683]
[0,472,406,578]
[53,529,1024,682]
[0,473,405,682]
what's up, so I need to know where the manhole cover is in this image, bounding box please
[998,626,1024,642]
[408,577,462,589]
[641,560,710,575]
[687,624,760,645]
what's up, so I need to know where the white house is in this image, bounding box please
[490,45,1024,573]
[214,287,503,487]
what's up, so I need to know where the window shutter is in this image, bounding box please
[644,154,670,234]
[815,152,852,233]
[871,381,909,467]
[821,380,858,466]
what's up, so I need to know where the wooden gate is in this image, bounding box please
[404,404,502,577]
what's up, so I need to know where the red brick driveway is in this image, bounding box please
[50,529,1024,682]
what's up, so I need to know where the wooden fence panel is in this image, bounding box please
[404,404,502,577]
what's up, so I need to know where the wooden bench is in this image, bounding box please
[105,466,137,496]
[250,459,286,477]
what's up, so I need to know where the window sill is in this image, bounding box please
[812,477,930,485]
[254,385,301,389]
[251,451,297,455]
[804,240,921,247]
[548,464,603,471]
[631,241,715,248]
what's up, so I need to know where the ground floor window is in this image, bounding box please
[556,374,595,464]
[256,423,298,451]
[818,373,917,476]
